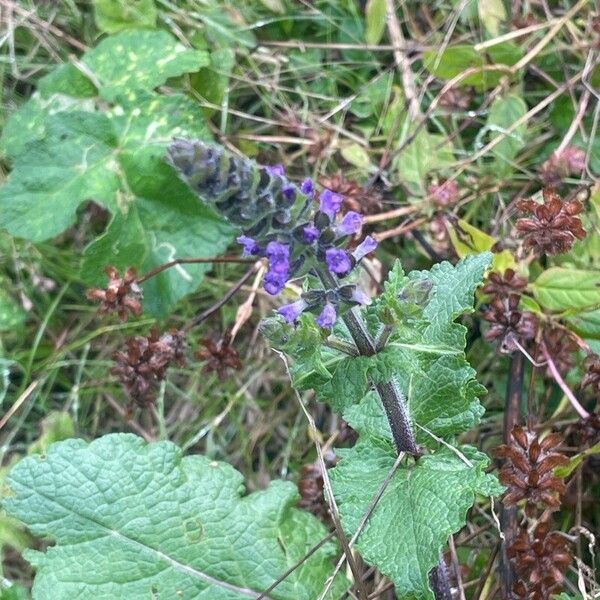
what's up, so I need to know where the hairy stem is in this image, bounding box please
[316,267,447,595]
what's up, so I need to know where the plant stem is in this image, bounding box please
[499,351,524,599]
[316,267,449,597]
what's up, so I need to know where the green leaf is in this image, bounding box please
[447,219,517,272]
[82,30,208,101]
[0,93,233,316]
[365,0,386,45]
[531,268,600,313]
[0,111,121,241]
[94,0,158,33]
[330,439,501,600]
[0,94,95,161]
[3,434,348,600]
[191,48,235,117]
[393,128,455,194]
[483,94,527,175]
[422,42,522,91]
[38,65,98,99]
[555,441,600,478]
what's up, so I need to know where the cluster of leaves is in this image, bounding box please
[0,29,233,317]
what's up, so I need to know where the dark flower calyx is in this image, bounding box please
[495,425,568,515]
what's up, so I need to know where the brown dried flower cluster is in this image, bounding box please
[495,425,568,516]
[582,352,600,396]
[112,328,186,407]
[87,266,142,321]
[297,462,328,521]
[318,172,383,216]
[539,146,586,186]
[482,294,538,353]
[516,188,586,256]
[482,268,528,298]
[509,521,572,600]
[195,333,242,381]
[438,87,472,112]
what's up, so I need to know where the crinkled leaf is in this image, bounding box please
[81,30,208,101]
[288,255,491,441]
[3,434,348,600]
[330,438,501,600]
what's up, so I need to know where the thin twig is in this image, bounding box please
[136,256,255,284]
[540,344,590,419]
[187,263,260,330]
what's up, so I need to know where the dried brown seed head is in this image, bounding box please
[195,333,243,381]
[482,268,528,299]
[87,266,143,321]
[515,188,586,256]
[482,295,538,353]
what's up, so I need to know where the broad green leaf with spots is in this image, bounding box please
[0,90,231,315]
[81,30,208,101]
[330,438,502,600]
[94,0,158,33]
[2,434,348,600]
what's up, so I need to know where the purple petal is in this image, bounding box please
[325,248,352,276]
[277,299,307,322]
[316,303,337,329]
[302,225,320,244]
[319,189,343,220]
[265,241,290,275]
[282,184,296,201]
[266,164,285,177]
[336,211,363,236]
[300,178,314,195]
[352,236,378,262]
[236,235,260,256]
[263,271,286,295]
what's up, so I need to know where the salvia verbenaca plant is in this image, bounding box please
[166,139,502,599]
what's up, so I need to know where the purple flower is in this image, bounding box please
[278,299,307,323]
[351,287,371,305]
[300,178,314,195]
[335,211,362,236]
[266,241,290,274]
[266,164,285,177]
[263,270,286,295]
[319,189,343,219]
[237,235,260,256]
[302,225,320,244]
[352,236,378,262]
[282,184,296,201]
[316,303,336,329]
[325,248,352,275]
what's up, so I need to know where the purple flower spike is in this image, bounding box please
[278,299,307,323]
[352,236,378,262]
[300,178,314,195]
[319,189,343,219]
[264,271,286,295]
[237,235,260,256]
[336,211,363,236]
[316,303,337,329]
[351,287,371,306]
[325,248,352,276]
[302,224,320,244]
[282,184,296,201]
[266,241,290,274]
[266,164,285,177]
